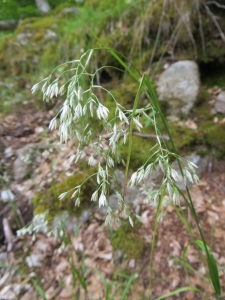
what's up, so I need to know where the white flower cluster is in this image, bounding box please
[17,212,49,238]
[130,151,199,212]
[31,49,200,227]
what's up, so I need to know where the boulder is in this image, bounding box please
[156,61,200,117]
[211,91,225,114]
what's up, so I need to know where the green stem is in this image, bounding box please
[144,76,220,296]
[149,188,165,300]
[122,75,145,199]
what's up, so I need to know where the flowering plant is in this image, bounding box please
[31,47,220,298]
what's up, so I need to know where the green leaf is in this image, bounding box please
[31,279,47,300]
[70,262,87,292]
[155,286,207,300]
[195,240,210,253]
[120,273,136,300]
[195,240,221,296]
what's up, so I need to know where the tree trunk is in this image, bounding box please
[34,0,51,15]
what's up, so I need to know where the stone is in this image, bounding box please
[4,146,14,158]
[13,144,35,182]
[128,258,136,268]
[35,0,51,15]
[17,33,32,46]
[211,91,225,114]
[0,190,15,203]
[44,30,57,40]
[157,61,200,117]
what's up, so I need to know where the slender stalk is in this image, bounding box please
[148,188,165,299]
[123,75,145,199]
[144,76,220,297]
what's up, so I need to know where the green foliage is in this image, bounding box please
[168,125,199,153]
[0,0,39,20]
[0,0,78,20]
[120,136,155,170]
[110,220,145,259]
[204,123,225,158]
[194,93,225,158]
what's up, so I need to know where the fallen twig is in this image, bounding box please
[204,4,225,43]
[132,131,170,140]
[206,1,225,9]
[3,218,14,252]
[102,131,170,141]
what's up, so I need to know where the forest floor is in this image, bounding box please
[0,106,225,300]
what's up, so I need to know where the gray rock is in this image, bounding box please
[4,146,14,158]
[17,33,32,46]
[0,190,15,203]
[128,258,136,268]
[44,29,57,40]
[34,0,51,15]
[13,144,35,182]
[211,91,225,114]
[157,61,200,116]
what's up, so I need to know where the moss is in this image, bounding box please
[51,3,77,15]
[204,123,225,158]
[39,44,61,67]
[32,165,97,219]
[119,136,156,170]
[191,94,225,157]
[16,16,57,32]
[168,124,200,154]
[110,220,145,259]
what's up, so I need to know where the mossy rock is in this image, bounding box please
[110,220,145,259]
[32,166,97,220]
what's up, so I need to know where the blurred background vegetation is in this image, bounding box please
[0,0,225,155]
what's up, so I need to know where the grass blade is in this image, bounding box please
[31,279,47,300]
[120,273,136,300]
[155,286,209,300]
[70,262,87,292]
[195,241,221,296]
